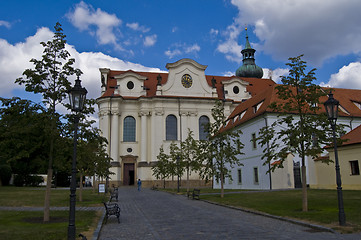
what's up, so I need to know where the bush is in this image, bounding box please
[0,164,12,186]
[26,175,44,187]
[13,174,44,187]
[13,174,25,187]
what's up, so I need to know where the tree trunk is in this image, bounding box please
[301,164,308,212]
[79,172,83,202]
[186,168,190,195]
[43,168,53,222]
[92,175,96,193]
[220,172,224,198]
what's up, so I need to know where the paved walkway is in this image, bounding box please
[98,187,361,240]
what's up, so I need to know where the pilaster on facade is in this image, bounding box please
[139,110,151,163]
[110,110,120,163]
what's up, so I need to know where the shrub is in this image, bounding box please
[0,164,12,186]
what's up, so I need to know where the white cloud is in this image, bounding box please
[226,0,361,66]
[0,27,164,102]
[216,24,243,63]
[321,62,361,90]
[210,28,219,36]
[262,68,289,83]
[67,1,121,47]
[185,44,200,54]
[0,27,53,97]
[165,43,201,59]
[165,49,182,58]
[0,20,11,28]
[126,22,150,33]
[144,34,157,47]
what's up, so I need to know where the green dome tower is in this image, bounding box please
[236,28,263,78]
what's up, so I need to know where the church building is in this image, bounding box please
[96,32,273,187]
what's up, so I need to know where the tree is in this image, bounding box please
[180,129,199,194]
[257,55,335,212]
[15,22,81,222]
[168,142,184,191]
[153,145,171,188]
[197,100,244,198]
[0,97,49,184]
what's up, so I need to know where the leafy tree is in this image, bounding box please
[153,145,171,188]
[168,142,184,191]
[0,97,49,183]
[257,55,336,212]
[15,22,81,222]
[197,100,244,198]
[180,129,199,194]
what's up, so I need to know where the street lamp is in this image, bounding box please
[67,75,87,240]
[324,92,346,226]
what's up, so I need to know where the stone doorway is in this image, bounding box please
[123,163,135,186]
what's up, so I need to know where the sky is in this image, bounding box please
[1,0,361,109]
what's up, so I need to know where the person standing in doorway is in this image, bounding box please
[137,179,142,191]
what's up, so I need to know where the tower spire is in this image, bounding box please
[235,27,263,78]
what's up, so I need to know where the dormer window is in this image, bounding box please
[127,81,134,90]
[353,101,361,110]
[233,86,240,94]
[252,101,264,113]
[339,104,350,115]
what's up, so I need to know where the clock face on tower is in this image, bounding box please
[181,74,193,88]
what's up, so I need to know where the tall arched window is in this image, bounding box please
[123,116,136,142]
[166,115,177,140]
[199,115,209,140]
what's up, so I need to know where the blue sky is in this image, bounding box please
[1,0,361,104]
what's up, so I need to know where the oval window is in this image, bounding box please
[127,81,134,90]
[233,86,240,94]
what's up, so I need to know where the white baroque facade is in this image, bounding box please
[216,86,361,190]
[97,58,274,187]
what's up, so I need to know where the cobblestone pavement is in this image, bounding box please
[98,187,361,240]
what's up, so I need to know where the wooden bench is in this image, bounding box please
[109,187,118,202]
[103,202,120,224]
[187,188,200,200]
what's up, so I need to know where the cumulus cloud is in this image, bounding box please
[0,27,53,97]
[225,0,361,67]
[144,34,157,47]
[185,44,200,54]
[165,43,201,59]
[0,27,163,102]
[0,20,11,28]
[126,22,150,33]
[216,24,243,63]
[67,1,121,47]
[263,68,289,83]
[320,62,361,90]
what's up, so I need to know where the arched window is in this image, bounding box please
[166,115,177,140]
[199,115,209,140]
[123,116,136,142]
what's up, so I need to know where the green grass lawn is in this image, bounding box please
[0,210,99,240]
[0,186,108,207]
[0,186,107,239]
[199,189,361,233]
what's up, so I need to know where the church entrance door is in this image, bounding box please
[123,163,135,186]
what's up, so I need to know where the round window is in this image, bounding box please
[127,148,132,153]
[233,86,240,94]
[127,81,134,90]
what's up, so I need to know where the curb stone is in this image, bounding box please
[161,191,337,234]
[200,199,336,234]
[92,210,105,240]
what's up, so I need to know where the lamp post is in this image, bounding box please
[324,92,346,226]
[67,75,87,240]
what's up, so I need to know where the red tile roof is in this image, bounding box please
[339,124,361,146]
[222,85,361,131]
[99,70,276,101]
